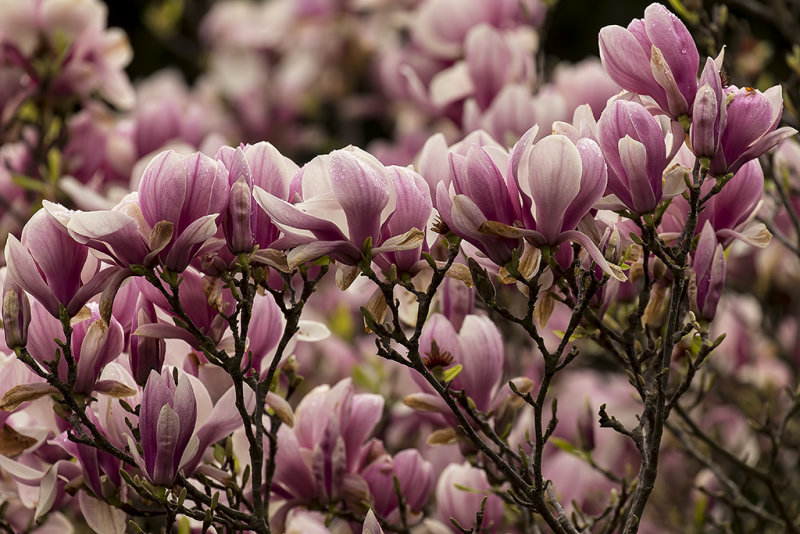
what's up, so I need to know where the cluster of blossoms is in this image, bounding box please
[1,1,800,533]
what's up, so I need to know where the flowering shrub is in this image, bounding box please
[1,1,799,533]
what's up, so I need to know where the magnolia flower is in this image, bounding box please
[360,449,434,523]
[407,313,504,414]
[49,149,231,274]
[26,301,124,395]
[271,379,387,527]
[432,133,522,265]
[128,369,259,486]
[128,370,197,486]
[691,222,726,321]
[4,209,116,317]
[597,99,681,214]
[661,159,769,248]
[599,3,699,118]
[709,86,797,176]
[137,150,229,270]
[216,142,299,255]
[437,463,504,533]
[429,24,535,111]
[0,0,135,109]
[254,147,423,269]
[506,129,626,280]
[373,166,432,274]
[690,58,727,158]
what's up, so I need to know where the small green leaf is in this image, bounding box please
[550,437,577,454]
[213,443,226,465]
[443,364,463,383]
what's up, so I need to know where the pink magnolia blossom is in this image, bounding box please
[509,129,626,280]
[691,222,726,321]
[599,3,699,118]
[709,85,797,176]
[4,209,117,317]
[128,370,197,486]
[26,301,124,395]
[436,463,504,533]
[138,150,229,271]
[408,313,504,414]
[254,147,424,269]
[597,98,682,214]
[271,379,397,527]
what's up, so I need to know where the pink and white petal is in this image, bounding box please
[172,378,198,450]
[185,384,255,473]
[417,133,451,196]
[450,195,489,240]
[618,135,657,213]
[253,186,343,241]
[562,138,608,230]
[164,213,220,271]
[716,224,772,248]
[124,433,149,475]
[457,315,504,411]
[0,453,46,484]
[68,211,149,266]
[429,62,475,108]
[329,149,392,247]
[598,26,662,100]
[362,509,385,534]
[245,142,297,198]
[526,135,582,242]
[296,320,331,342]
[4,236,60,316]
[134,322,198,347]
[372,228,425,254]
[34,464,59,523]
[643,3,698,103]
[67,267,121,317]
[78,491,126,534]
[649,46,688,116]
[153,405,180,484]
[344,393,384,471]
[138,151,187,227]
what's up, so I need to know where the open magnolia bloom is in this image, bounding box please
[253,146,425,270]
[494,131,626,281]
[43,149,231,274]
[4,208,118,318]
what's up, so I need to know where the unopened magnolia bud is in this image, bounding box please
[690,84,722,157]
[2,281,30,348]
[226,176,255,254]
[130,296,165,387]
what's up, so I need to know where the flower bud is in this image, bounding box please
[129,295,166,387]
[691,222,726,321]
[691,84,722,157]
[2,280,30,348]
[690,58,727,158]
[226,176,255,254]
